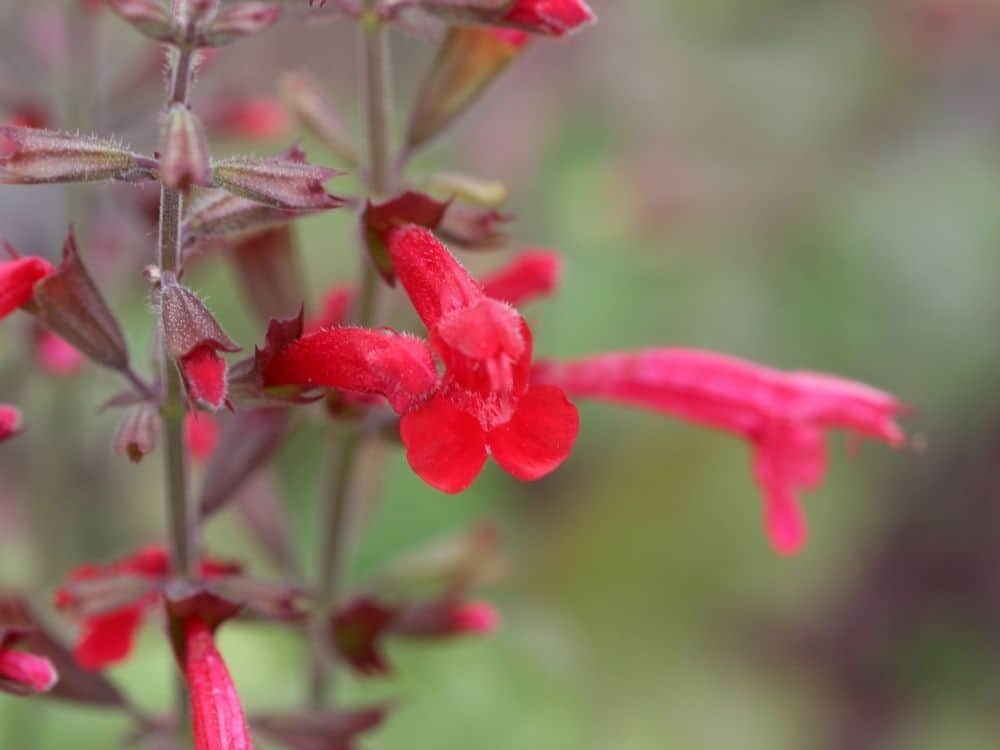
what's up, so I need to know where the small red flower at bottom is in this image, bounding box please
[56,546,240,670]
[183,616,254,750]
[0,404,23,443]
[35,330,85,376]
[0,632,58,696]
[533,350,907,555]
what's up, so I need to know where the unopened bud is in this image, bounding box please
[159,273,241,410]
[0,404,23,443]
[406,26,528,150]
[0,127,147,185]
[197,2,282,46]
[437,204,510,249]
[161,104,211,191]
[106,0,179,43]
[211,147,343,210]
[280,69,358,165]
[114,403,161,463]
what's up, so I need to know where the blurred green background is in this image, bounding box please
[3,0,1000,748]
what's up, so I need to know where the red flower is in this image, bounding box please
[185,412,220,463]
[264,226,579,493]
[56,546,240,670]
[183,616,254,750]
[306,285,355,332]
[0,404,22,443]
[502,0,595,36]
[0,631,58,696]
[533,350,907,555]
[480,250,562,306]
[35,330,85,376]
[0,255,55,319]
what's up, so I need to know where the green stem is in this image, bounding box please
[159,47,197,582]
[308,6,394,707]
[157,45,196,740]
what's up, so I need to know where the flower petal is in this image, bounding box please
[488,384,579,481]
[73,606,145,671]
[184,618,253,750]
[263,327,438,414]
[400,396,488,493]
[181,344,230,410]
[0,256,54,319]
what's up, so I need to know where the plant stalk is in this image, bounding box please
[308,5,394,706]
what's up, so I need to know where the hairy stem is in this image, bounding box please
[159,47,197,581]
[157,45,196,738]
[308,5,394,706]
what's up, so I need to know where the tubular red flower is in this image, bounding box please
[479,250,562,306]
[56,546,240,670]
[264,227,579,493]
[0,255,55,319]
[533,349,906,555]
[306,286,355,332]
[205,98,290,141]
[183,617,253,750]
[0,404,23,443]
[502,0,595,36]
[0,634,58,696]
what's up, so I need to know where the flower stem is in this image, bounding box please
[308,5,394,706]
[159,47,197,581]
[157,45,196,737]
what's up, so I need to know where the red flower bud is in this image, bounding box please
[280,69,358,165]
[0,632,58,697]
[182,617,254,750]
[0,254,54,318]
[421,0,595,37]
[0,404,23,443]
[114,403,161,463]
[198,2,283,46]
[106,0,179,43]
[406,26,529,150]
[211,146,344,210]
[0,126,148,184]
[306,285,355,331]
[161,104,212,191]
[393,598,499,638]
[159,273,241,410]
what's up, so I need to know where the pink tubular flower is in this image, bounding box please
[0,404,22,443]
[183,616,253,750]
[56,546,240,670]
[35,330,85,376]
[0,631,58,696]
[0,255,55,319]
[264,226,579,493]
[502,0,596,36]
[533,350,907,555]
[480,250,562,306]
